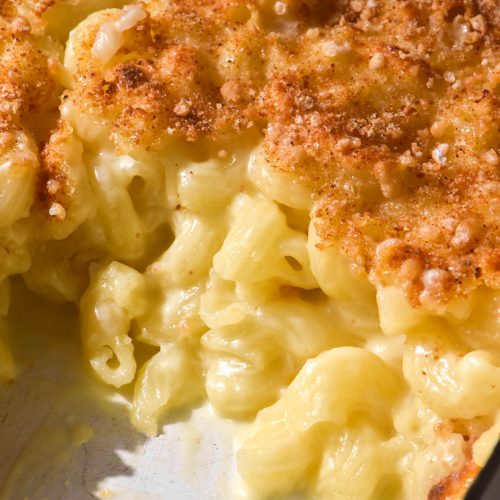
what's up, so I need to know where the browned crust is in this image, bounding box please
[38,119,73,212]
[428,437,481,500]
[429,417,494,499]
[61,0,499,308]
[0,3,59,129]
[0,0,57,35]
[33,0,56,17]
[428,458,480,500]
[0,0,497,308]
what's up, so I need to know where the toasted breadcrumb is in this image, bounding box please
[428,445,480,500]
[2,0,498,309]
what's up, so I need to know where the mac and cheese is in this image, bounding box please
[0,1,499,499]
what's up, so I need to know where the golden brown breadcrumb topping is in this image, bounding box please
[58,0,500,309]
[0,6,59,122]
[0,2,60,231]
[2,0,499,308]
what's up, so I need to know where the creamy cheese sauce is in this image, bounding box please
[0,280,241,500]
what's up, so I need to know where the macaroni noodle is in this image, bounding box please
[0,1,498,499]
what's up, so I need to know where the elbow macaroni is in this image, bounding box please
[80,262,147,387]
[0,129,38,229]
[71,132,499,498]
[2,124,496,497]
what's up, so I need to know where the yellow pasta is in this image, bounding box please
[178,158,246,213]
[80,262,147,387]
[0,2,498,499]
[248,145,312,210]
[214,194,316,288]
[314,426,403,500]
[238,347,401,498]
[0,225,32,280]
[132,342,204,435]
[87,152,165,261]
[0,129,38,228]
[151,211,225,287]
[403,328,500,419]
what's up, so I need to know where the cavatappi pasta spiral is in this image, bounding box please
[0,1,499,499]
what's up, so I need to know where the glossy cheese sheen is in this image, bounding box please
[0,2,498,500]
